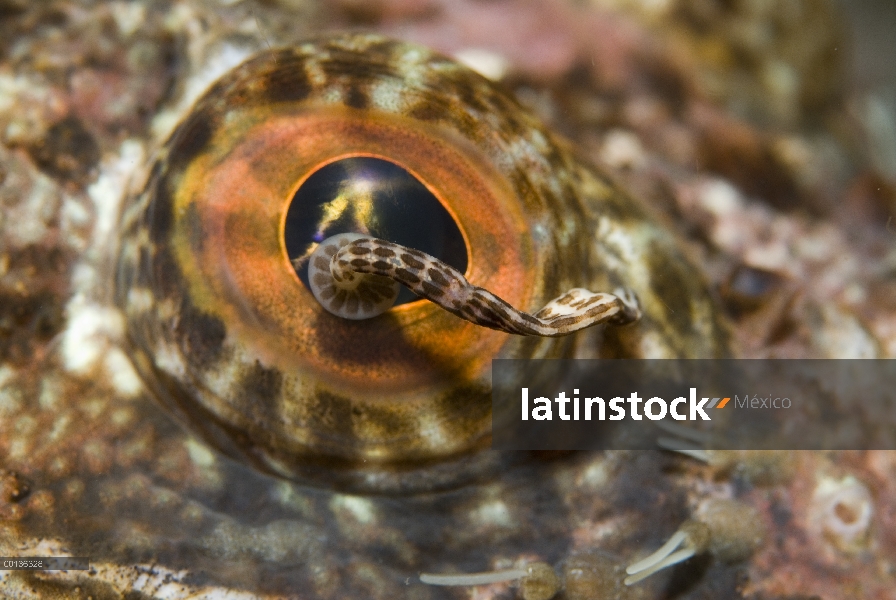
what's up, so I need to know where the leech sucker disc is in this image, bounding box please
[311,235,642,336]
[308,233,400,319]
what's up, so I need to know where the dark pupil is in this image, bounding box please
[284,157,468,306]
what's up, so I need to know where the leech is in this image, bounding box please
[624,521,710,586]
[308,233,641,335]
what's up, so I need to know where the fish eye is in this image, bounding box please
[116,36,554,490]
[115,33,722,492]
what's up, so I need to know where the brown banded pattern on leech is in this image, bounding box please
[310,234,640,335]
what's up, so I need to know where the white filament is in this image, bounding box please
[626,530,688,575]
[420,568,528,586]
[623,548,697,585]
[656,437,712,463]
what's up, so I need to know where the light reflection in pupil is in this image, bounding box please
[285,157,468,306]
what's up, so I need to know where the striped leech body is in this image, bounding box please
[307,233,640,332]
[116,33,729,493]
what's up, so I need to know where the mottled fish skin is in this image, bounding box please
[114,33,729,493]
[5,5,894,597]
